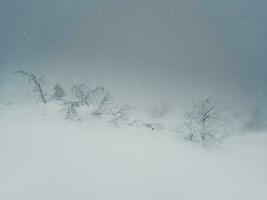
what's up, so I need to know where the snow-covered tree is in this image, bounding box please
[51,84,66,101]
[181,97,226,146]
[63,101,80,120]
[91,87,113,116]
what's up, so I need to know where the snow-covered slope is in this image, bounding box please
[0,104,267,200]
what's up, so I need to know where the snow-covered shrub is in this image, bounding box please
[51,84,66,101]
[142,122,164,131]
[91,87,113,116]
[110,104,132,126]
[63,101,80,120]
[128,119,164,131]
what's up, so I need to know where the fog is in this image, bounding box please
[1,1,267,199]
[1,0,267,112]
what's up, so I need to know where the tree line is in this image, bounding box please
[15,70,229,147]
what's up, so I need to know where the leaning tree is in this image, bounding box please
[15,70,47,104]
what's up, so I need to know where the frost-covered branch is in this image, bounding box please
[180,97,226,146]
[92,87,113,116]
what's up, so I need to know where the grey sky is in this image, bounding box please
[0,0,266,110]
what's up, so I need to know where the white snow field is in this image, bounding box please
[0,104,267,200]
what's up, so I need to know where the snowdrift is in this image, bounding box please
[0,104,267,200]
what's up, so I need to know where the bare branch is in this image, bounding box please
[71,84,92,107]
[14,70,47,104]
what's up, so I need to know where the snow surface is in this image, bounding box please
[0,104,267,200]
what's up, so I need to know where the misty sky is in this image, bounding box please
[0,0,267,110]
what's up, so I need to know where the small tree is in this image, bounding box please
[51,84,66,101]
[63,101,80,120]
[91,87,113,116]
[71,83,91,107]
[181,97,225,146]
[15,70,47,104]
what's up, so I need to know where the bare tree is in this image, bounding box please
[51,84,66,101]
[71,83,92,107]
[15,70,47,104]
[181,97,225,146]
